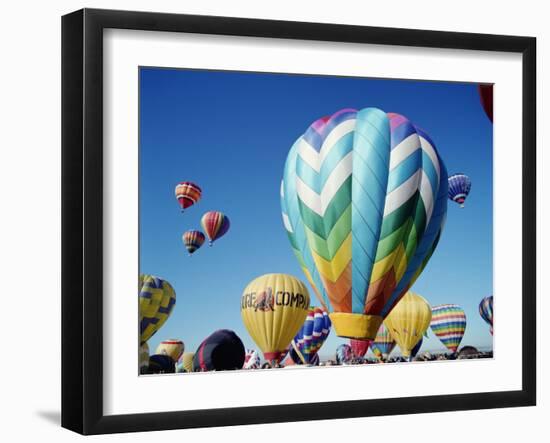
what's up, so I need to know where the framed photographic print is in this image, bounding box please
[61,8,536,435]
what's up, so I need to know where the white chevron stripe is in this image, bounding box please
[297,138,321,172]
[280,180,284,198]
[297,119,356,173]
[296,151,353,216]
[319,119,356,163]
[389,134,421,170]
[282,212,293,233]
[383,169,422,216]
[419,170,435,227]
[419,136,440,182]
[321,151,353,213]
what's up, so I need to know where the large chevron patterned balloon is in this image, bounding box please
[281,108,448,340]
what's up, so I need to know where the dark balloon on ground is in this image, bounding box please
[193,329,245,372]
[148,354,176,374]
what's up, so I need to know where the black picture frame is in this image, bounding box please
[62,8,536,435]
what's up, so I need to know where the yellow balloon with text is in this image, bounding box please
[383,291,432,359]
[241,274,310,363]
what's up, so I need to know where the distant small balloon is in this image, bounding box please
[448,173,471,208]
[201,211,230,245]
[175,181,202,212]
[479,295,494,335]
[430,304,467,354]
[183,230,206,255]
[156,339,185,362]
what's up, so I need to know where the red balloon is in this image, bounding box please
[478,84,493,122]
[350,338,372,358]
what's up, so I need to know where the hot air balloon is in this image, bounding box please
[139,275,176,345]
[479,295,494,335]
[139,342,149,374]
[241,274,310,364]
[291,306,331,364]
[175,181,202,212]
[350,339,372,359]
[243,349,261,369]
[281,108,448,340]
[430,304,467,354]
[156,339,185,362]
[370,323,396,362]
[148,354,176,374]
[336,344,353,365]
[384,291,432,360]
[176,352,195,373]
[448,173,471,208]
[478,84,493,122]
[410,337,423,359]
[193,329,245,372]
[182,230,205,255]
[201,211,230,246]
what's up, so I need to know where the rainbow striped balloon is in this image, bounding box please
[430,304,467,353]
[370,323,396,361]
[281,108,448,340]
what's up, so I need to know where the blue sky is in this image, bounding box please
[140,67,493,360]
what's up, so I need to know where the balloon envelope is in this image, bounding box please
[176,352,195,373]
[370,323,396,361]
[148,354,175,374]
[241,274,310,363]
[201,211,230,245]
[430,304,467,353]
[243,349,261,369]
[291,306,331,364]
[384,291,432,358]
[175,181,202,211]
[139,343,149,374]
[139,275,176,345]
[336,344,353,364]
[156,339,185,362]
[479,295,494,335]
[350,339,371,359]
[478,84,493,122]
[281,108,448,340]
[193,329,245,372]
[183,230,205,255]
[411,337,423,359]
[448,173,471,207]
